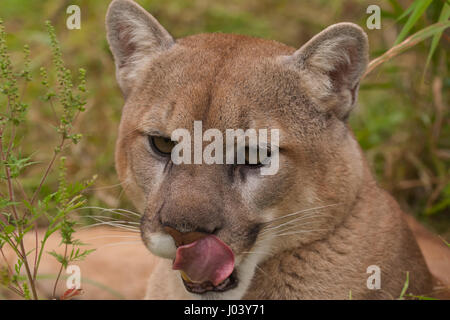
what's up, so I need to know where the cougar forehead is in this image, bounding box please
[126,34,293,128]
[120,33,334,151]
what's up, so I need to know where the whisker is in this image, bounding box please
[86,216,139,227]
[241,250,273,256]
[255,265,271,279]
[77,227,140,235]
[84,234,141,241]
[76,206,141,218]
[85,178,131,191]
[260,212,330,234]
[89,206,142,217]
[264,221,325,236]
[101,211,140,221]
[111,208,142,218]
[79,215,138,224]
[254,263,281,288]
[117,186,127,202]
[80,222,139,231]
[264,221,326,235]
[87,216,140,225]
[262,203,342,226]
[96,241,143,250]
[273,228,331,237]
[79,221,139,232]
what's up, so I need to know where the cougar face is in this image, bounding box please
[107,0,369,299]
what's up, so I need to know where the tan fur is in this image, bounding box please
[102,0,450,300]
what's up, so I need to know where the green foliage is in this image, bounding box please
[425,2,450,71]
[393,0,449,76]
[394,0,434,45]
[0,19,93,300]
[46,22,86,145]
[354,0,449,235]
[398,271,438,300]
[364,20,450,77]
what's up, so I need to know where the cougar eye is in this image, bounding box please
[149,136,175,156]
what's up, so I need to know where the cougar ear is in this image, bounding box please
[283,23,368,120]
[106,0,174,96]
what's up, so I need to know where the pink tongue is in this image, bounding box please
[172,235,234,286]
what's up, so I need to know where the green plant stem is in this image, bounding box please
[33,217,63,282]
[52,242,67,299]
[0,129,20,238]
[5,122,16,161]
[398,271,410,299]
[33,207,68,282]
[33,235,47,282]
[1,234,24,259]
[14,178,29,203]
[30,137,65,206]
[32,230,52,282]
[30,103,81,206]
[0,128,38,300]
[33,223,38,282]
[17,241,37,299]
[364,21,450,78]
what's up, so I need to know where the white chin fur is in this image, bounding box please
[147,232,177,259]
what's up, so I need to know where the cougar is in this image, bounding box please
[104,0,449,300]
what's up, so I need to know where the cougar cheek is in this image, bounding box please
[145,232,177,259]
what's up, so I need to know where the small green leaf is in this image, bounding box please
[3,224,15,234]
[396,0,419,22]
[424,2,450,72]
[48,250,65,264]
[0,198,20,209]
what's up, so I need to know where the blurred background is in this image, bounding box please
[0,0,448,239]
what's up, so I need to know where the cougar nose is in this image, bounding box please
[163,226,210,247]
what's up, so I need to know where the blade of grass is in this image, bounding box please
[396,0,419,21]
[406,294,438,300]
[395,0,433,45]
[398,271,410,299]
[364,21,450,78]
[424,2,450,72]
[439,236,450,247]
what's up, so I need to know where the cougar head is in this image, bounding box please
[106,0,368,299]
